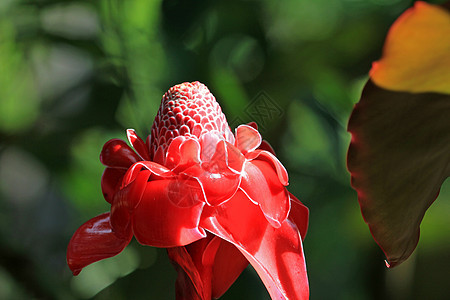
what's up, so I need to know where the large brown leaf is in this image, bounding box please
[347,2,450,267]
[348,81,449,267]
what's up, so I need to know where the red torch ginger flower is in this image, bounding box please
[67,82,309,299]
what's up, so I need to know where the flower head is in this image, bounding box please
[67,82,309,299]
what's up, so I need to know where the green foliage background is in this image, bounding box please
[0,0,448,299]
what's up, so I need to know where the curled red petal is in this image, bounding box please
[101,167,126,204]
[113,169,180,241]
[132,178,206,247]
[100,139,141,168]
[167,245,207,300]
[110,171,152,240]
[67,212,132,275]
[246,150,289,186]
[167,235,248,300]
[288,192,309,240]
[115,169,151,213]
[136,161,174,176]
[185,235,218,300]
[183,164,241,207]
[199,132,221,162]
[201,191,309,300]
[241,160,290,228]
[246,121,258,130]
[200,191,267,261]
[184,237,243,299]
[177,136,242,206]
[179,139,201,165]
[110,188,132,239]
[167,174,208,208]
[225,142,245,173]
[165,136,188,170]
[210,239,248,299]
[201,138,244,175]
[127,129,151,161]
[122,161,174,187]
[258,140,276,155]
[172,139,202,173]
[235,125,262,155]
[238,219,308,300]
[204,139,229,173]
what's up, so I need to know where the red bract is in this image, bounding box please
[67,82,309,299]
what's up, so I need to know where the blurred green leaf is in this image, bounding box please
[0,21,39,133]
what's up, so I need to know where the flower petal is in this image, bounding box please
[167,235,248,300]
[288,192,309,240]
[179,136,243,206]
[258,140,276,155]
[67,212,132,275]
[113,169,151,224]
[202,138,244,175]
[182,164,241,207]
[184,235,218,300]
[203,139,229,173]
[101,167,126,204]
[110,170,151,240]
[165,136,188,170]
[172,139,202,173]
[127,129,151,161]
[201,191,309,300]
[100,139,141,168]
[167,174,207,208]
[241,160,290,228]
[244,122,277,155]
[199,132,245,173]
[246,121,258,130]
[110,188,132,240]
[235,125,262,155]
[199,131,221,162]
[210,239,248,299]
[226,141,245,173]
[122,161,174,187]
[132,178,207,247]
[246,150,289,186]
[167,245,206,300]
